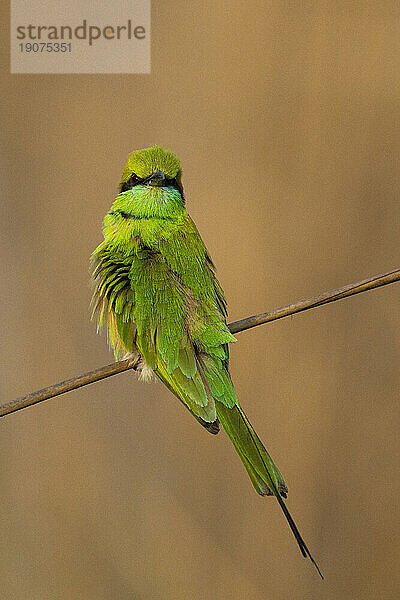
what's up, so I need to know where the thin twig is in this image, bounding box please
[1,268,398,418]
[228,268,400,333]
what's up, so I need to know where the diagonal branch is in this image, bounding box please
[228,267,400,333]
[1,268,399,418]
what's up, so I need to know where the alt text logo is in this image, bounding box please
[11,1,150,73]
[16,20,146,47]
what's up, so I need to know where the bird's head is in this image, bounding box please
[119,146,183,197]
[103,147,186,239]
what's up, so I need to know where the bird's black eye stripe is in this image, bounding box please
[120,176,144,192]
[120,174,182,193]
[164,176,181,191]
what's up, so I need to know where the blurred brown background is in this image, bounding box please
[1,2,400,599]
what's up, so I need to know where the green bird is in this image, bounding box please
[91,146,322,577]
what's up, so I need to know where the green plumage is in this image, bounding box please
[91,146,322,577]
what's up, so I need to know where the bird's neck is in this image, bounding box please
[113,187,185,220]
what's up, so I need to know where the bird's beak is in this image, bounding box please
[147,170,166,187]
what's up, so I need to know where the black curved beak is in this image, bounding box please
[147,170,166,187]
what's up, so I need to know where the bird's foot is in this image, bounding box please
[122,351,141,370]
[122,352,153,381]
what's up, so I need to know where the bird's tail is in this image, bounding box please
[215,402,323,579]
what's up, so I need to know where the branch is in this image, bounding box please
[1,268,398,418]
[228,267,400,333]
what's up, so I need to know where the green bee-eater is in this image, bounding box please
[91,146,322,577]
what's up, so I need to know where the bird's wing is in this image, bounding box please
[91,225,237,427]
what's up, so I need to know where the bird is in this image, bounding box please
[90,145,323,578]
